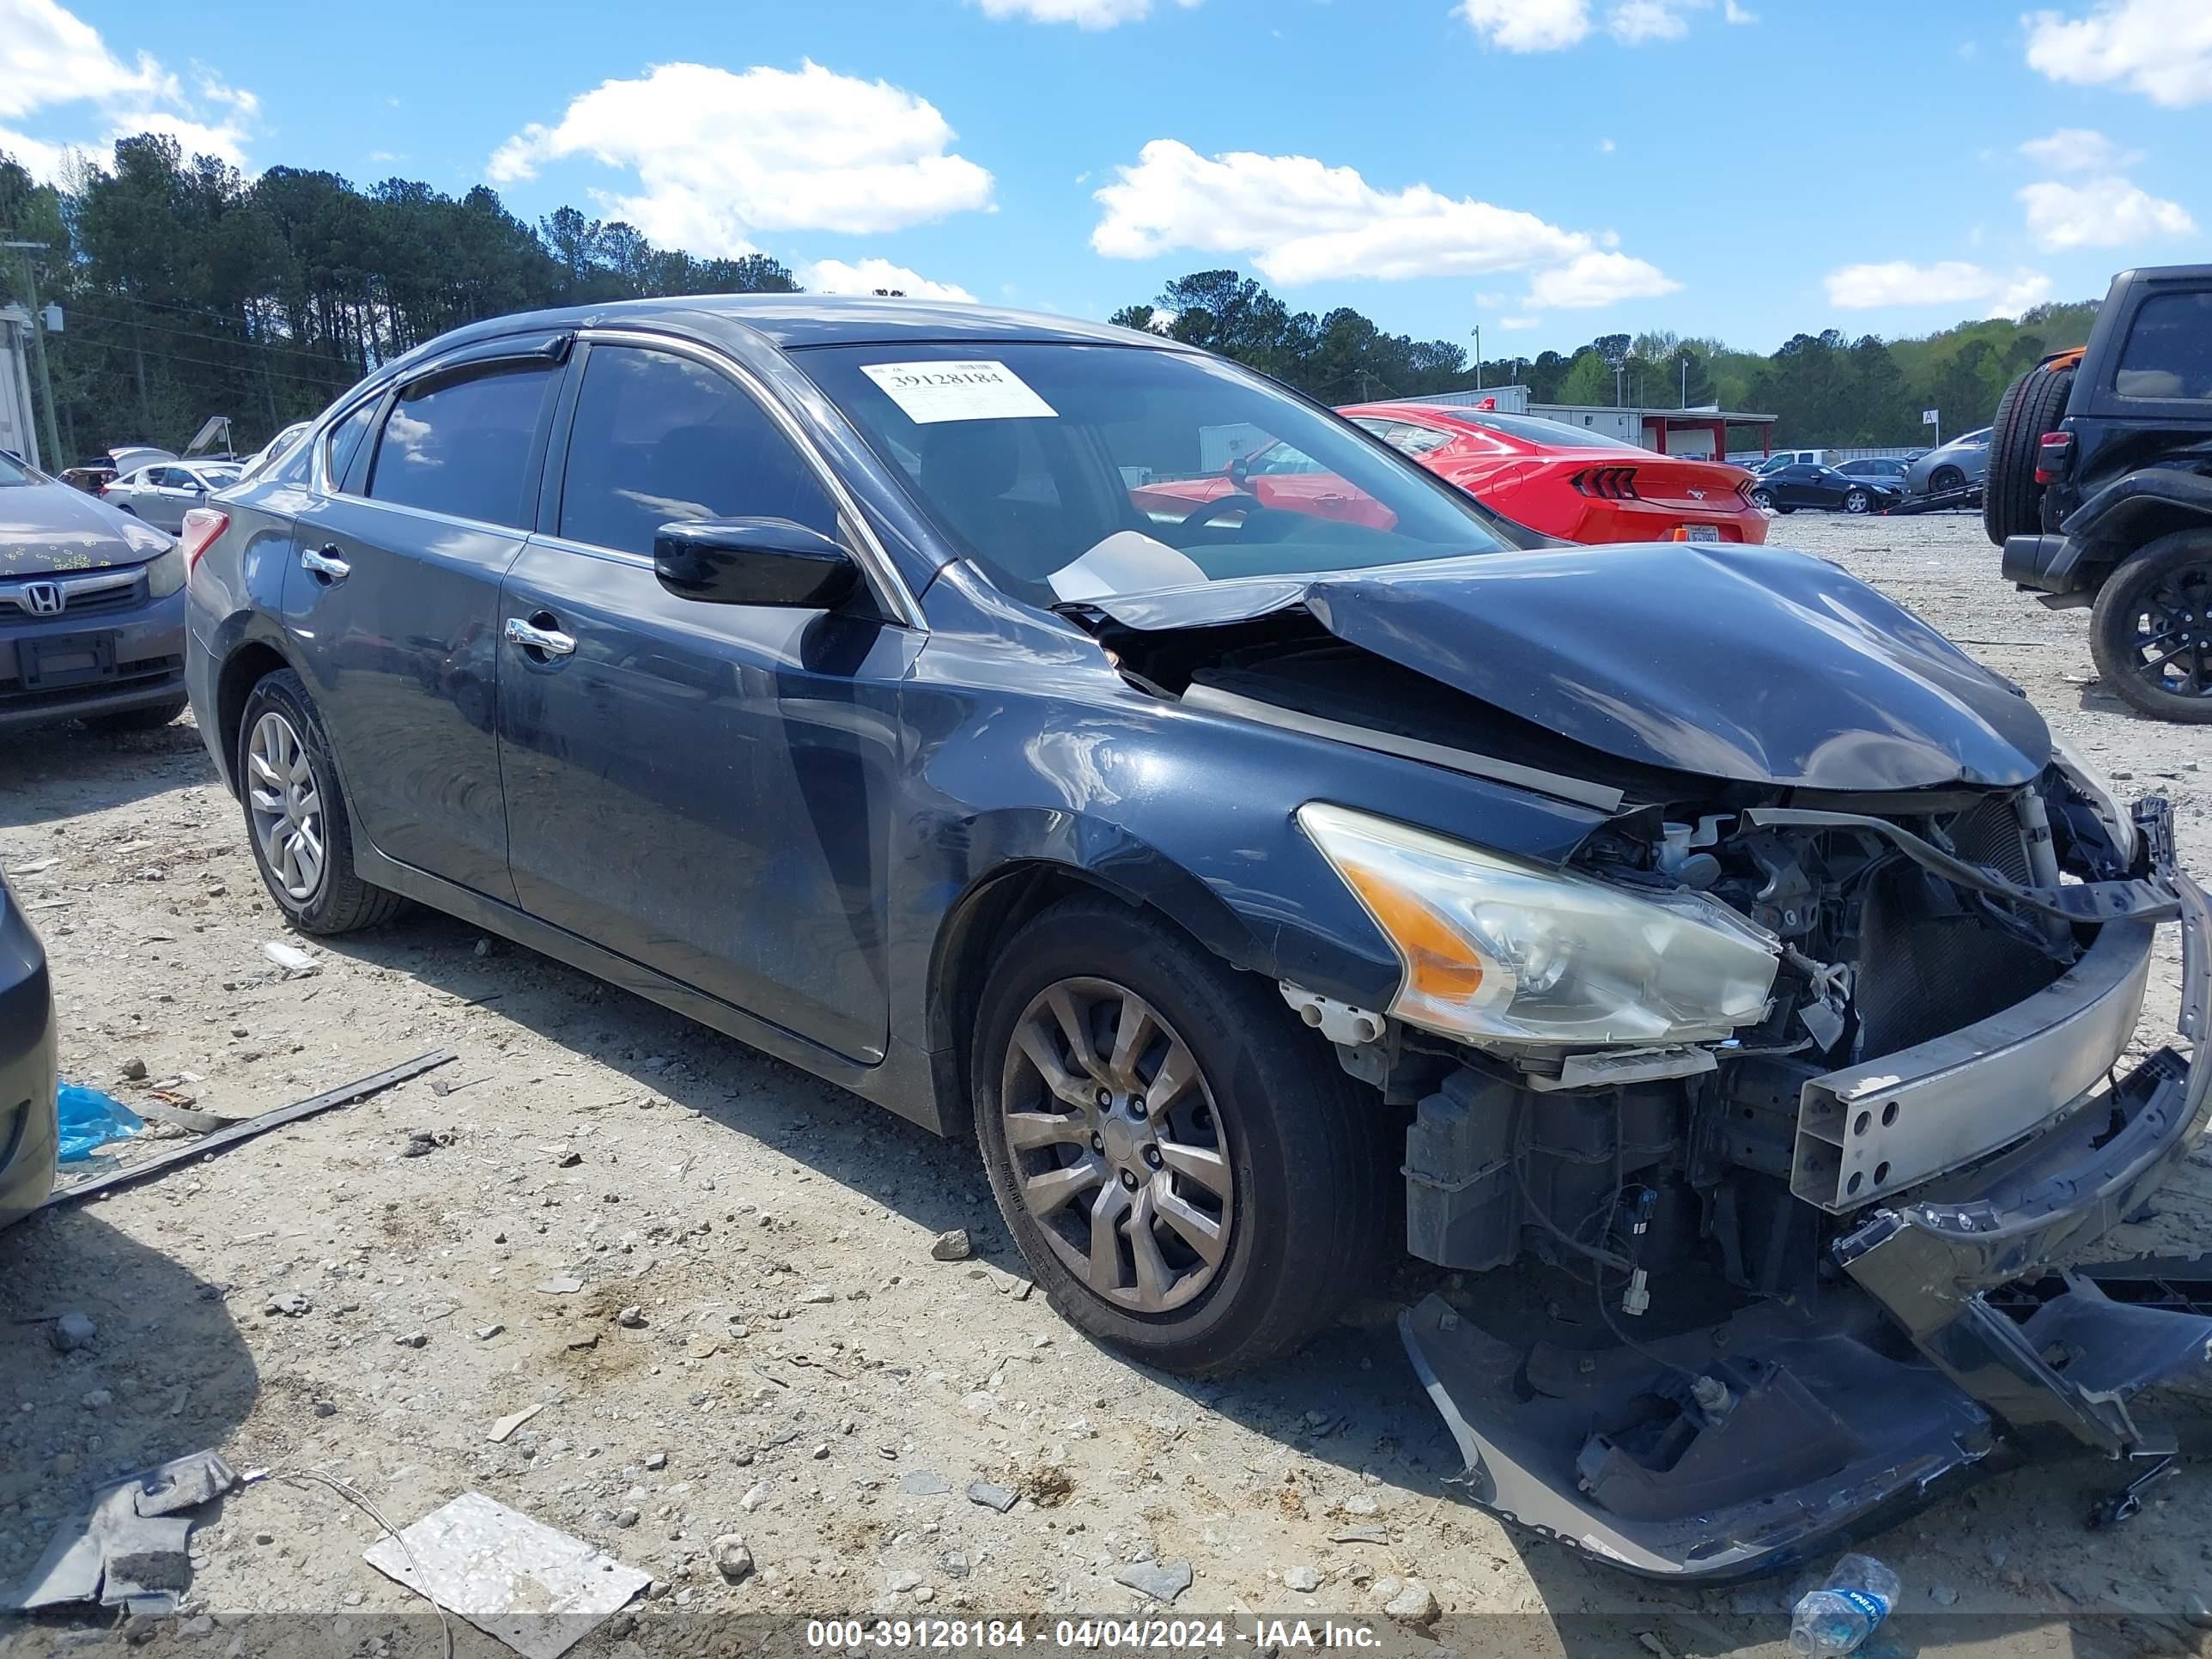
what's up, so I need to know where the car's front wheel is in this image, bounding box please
[974,896,1392,1376]
[1929,465,1966,494]
[1843,487,1873,514]
[237,669,406,932]
[1748,487,1776,512]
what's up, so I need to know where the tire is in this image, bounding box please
[1928,466,1966,494]
[86,695,187,733]
[236,668,407,932]
[1748,487,1776,512]
[2087,532,2212,723]
[973,896,1394,1376]
[1843,488,1873,514]
[1984,362,2074,546]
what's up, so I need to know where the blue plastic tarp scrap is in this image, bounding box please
[56,1084,142,1163]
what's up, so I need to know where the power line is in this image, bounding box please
[60,304,374,372]
[61,333,353,393]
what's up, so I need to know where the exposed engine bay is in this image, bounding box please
[1080,569,2212,1579]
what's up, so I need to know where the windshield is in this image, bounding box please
[799,342,1513,604]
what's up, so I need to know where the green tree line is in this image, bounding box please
[3,132,2100,461]
[0,135,797,460]
[1114,270,2100,447]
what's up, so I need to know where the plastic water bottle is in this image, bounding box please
[1787,1554,1901,1656]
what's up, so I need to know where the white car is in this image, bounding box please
[98,459,241,532]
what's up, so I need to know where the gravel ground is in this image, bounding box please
[2,509,2209,1659]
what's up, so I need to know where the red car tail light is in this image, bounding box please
[1570,465,1640,500]
[179,507,229,574]
[2034,430,2073,486]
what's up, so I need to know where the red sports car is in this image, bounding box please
[1337,403,1767,546]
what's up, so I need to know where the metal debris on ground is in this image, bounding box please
[967,1480,1018,1513]
[1,1449,239,1616]
[362,1492,650,1659]
[42,1050,455,1208]
[1114,1559,1194,1603]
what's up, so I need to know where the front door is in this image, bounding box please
[495,339,915,1062]
[283,356,563,901]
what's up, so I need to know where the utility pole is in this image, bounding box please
[2,240,63,470]
[1471,322,1482,392]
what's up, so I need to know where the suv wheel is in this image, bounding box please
[2088,532,2212,723]
[973,896,1392,1376]
[237,669,407,931]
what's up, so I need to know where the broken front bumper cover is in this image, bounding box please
[1402,867,2210,1581]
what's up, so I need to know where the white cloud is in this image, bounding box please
[803,258,976,302]
[1091,138,1673,304]
[1723,0,1758,21]
[971,0,1200,25]
[0,0,254,176]
[2019,175,2197,248]
[1499,314,1541,329]
[2018,126,2141,172]
[1609,0,1692,43]
[1826,260,2054,318]
[488,61,994,258]
[1456,0,1591,52]
[2024,0,2212,107]
[1596,137,1617,153]
[1524,250,1680,308]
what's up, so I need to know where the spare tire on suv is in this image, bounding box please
[1984,361,2075,545]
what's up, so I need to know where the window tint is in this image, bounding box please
[2116,291,2212,400]
[556,345,837,556]
[326,399,378,489]
[366,362,558,527]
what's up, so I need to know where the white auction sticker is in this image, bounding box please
[859,360,1059,425]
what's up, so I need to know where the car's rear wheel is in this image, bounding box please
[1985,362,2074,545]
[2088,532,2212,723]
[237,669,407,932]
[973,896,1392,1376]
[1843,487,1873,514]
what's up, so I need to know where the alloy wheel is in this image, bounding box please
[999,976,1233,1313]
[2124,563,2212,702]
[1844,489,1870,514]
[246,710,326,900]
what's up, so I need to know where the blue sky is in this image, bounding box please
[5,0,2208,355]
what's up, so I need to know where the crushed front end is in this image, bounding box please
[1378,779,2209,1580]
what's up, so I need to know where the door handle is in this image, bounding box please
[301,545,350,582]
[505,616,576,657]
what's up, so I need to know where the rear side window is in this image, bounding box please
[325,400,378,489]
[2114,291,2212,400]
[366,363,559,528]
[555,344,838,556]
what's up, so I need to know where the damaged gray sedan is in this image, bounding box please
[184,302,2208,1583]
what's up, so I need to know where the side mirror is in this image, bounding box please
[653,518,862,609]
[1227,455,1252,489]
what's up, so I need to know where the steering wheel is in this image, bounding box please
[1180,492,1266,530]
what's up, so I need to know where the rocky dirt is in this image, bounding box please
[2,508,2209,1659]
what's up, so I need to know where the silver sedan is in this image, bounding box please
[100,460,242,532]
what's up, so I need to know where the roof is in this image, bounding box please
[406,295,1178,359]
[1374,396,1777,426]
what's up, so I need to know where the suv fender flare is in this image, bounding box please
[2065,467,2212,550]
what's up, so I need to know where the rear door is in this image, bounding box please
[283,346,565,901]
[495,335,918,1062]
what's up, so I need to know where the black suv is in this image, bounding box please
[1991,264,2212,721]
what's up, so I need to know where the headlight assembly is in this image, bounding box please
[1297,802,1780,1047]
[143,546,185,599]
[2050,735,2136,866]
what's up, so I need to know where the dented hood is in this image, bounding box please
[1088,544,2052,791]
